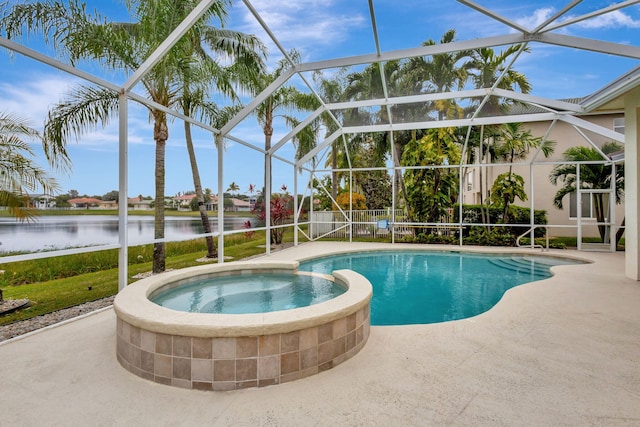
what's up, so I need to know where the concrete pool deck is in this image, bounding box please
[1,242,639,426]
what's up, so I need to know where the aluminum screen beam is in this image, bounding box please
[456,0,529,34]
[297,34,525,72]
[342,113,558,134]
[559,115,626,143]
[536,33,640,59]
[533,0,583,33]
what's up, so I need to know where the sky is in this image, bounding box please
[1,0,640,199]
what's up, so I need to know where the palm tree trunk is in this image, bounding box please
[478,126,486,225]
[393,139,411,221]
[184,121,217,258]
[264,111,274,244]
[153,116,167,274]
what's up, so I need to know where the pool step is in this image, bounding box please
[488,258,551,276]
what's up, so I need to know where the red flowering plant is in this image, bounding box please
[242,220,255,239]
[252,185,294,244]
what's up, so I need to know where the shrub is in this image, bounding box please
[453,204,547,237]
[334,192,367,211]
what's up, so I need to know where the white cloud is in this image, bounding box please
[515,7,640,32]
[516,7,555,30]
[574,10,640,29]
[0,75,74,127]
[234,0,366,60]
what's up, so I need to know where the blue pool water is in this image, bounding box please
[298,251,581,325]
[150,273,346,314]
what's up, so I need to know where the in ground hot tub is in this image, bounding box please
[114,261,372,391]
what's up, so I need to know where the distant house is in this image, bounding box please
[170,193,217,211]
[67,197,105,209]
[28,193,56,209]
[97,200,117,209]
[228,198,251,212]
[128,197,152,210]
[172,194,198,210]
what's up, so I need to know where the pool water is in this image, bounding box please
[150,273,346,314]
[298,251,581,325]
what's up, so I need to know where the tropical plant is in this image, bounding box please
[404,29,470,121]
[465,45,531,224]
[252,186,294,245]
[1,0,259,272]
[0,112,60,222]
[0,112,63,304]
[490,172,527,222]
[491,122,555,223]
[402,128,461,234]
[226,181,240,197]
[313,70,351,200]
[343,61,406,211]
[549,142,624,244]
[251,50,319,197]
[178,38,265,259]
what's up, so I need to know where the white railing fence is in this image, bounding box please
[310,209,412,239]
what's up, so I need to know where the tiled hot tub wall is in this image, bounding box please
[116,302,370,391]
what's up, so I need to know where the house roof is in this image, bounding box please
[581,65,640,113]
[128,197,151,204]
[173,194,198,201]
[231,198,251,207]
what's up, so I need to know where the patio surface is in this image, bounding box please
[1,242,639,426]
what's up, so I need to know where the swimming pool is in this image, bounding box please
[298,251,582,325]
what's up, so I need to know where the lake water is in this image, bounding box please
[0,215,260,253]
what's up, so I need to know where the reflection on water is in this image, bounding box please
[0,215,260,253]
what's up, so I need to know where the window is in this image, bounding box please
[613,117,625,134]
[569,192,594,219]
[466,171,473,191]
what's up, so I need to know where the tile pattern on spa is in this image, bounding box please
[116,304,370,391]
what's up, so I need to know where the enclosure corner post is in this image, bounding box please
[216,133,225,263]
[118,91,129,291]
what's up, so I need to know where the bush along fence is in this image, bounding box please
[309,205,548,246]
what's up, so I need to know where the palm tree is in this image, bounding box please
[175,23,265,259]
[491,122,555,222]
[344,61,408,213]
[549,142,624,244]
[250,50,319,243]
[465,45,531,224]
[404,29,470,121]
[0,112,60,221]
[253,51,319,190]
[226,181,240,197]
[1,0,253,272]
[0,112,61,304]
[313,70,348,201]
